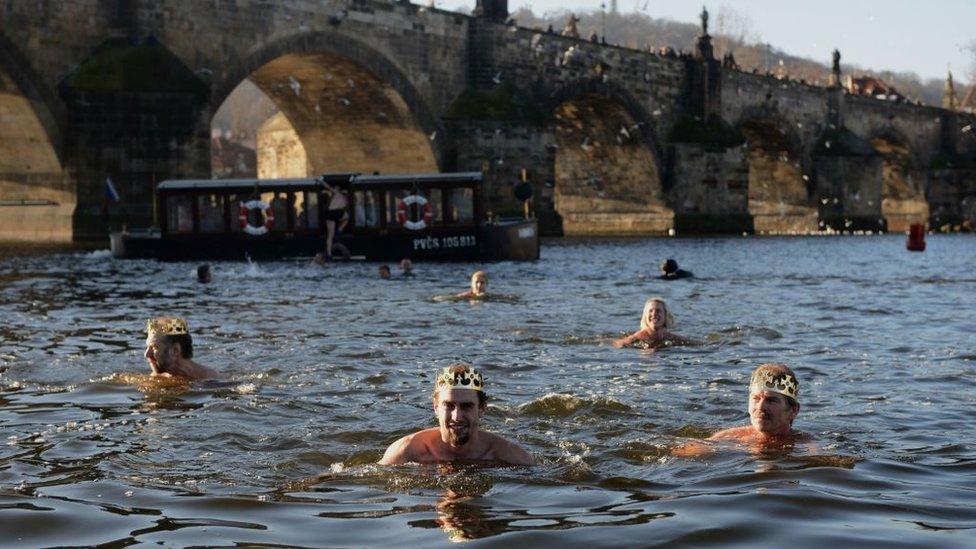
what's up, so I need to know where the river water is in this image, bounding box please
[1,235,974,547]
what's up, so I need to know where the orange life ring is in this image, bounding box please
[238,200,275,235]
[397,194,433,230]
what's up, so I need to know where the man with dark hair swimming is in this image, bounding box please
[143,317,218,381]
[379,364,534,465]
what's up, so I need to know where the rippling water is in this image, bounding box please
[1,236,975,547]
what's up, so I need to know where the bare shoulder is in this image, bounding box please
[486,432,534,465]
[378,429,434,465]
[708,426,753,441]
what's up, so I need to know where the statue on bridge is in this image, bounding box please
[562,13,580,38]
[700,6,709,36]
[832,49,841,74]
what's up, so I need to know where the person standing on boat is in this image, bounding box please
[143,317,218,381]
[456,271,488,298]
[322,178,348,259]
[378,364,534,465]
[613,297,695,348]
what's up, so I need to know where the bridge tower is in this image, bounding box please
[688,6,720,121]
[473,0,508,22]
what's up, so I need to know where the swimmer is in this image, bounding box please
[456,271,488,299]
[400,258,414,277]
[197,264,212,283]
[660,258,693,280]
[673,363,810,457]
[311,253,327,266]
[379,364,534,465]
[613,297,695,348]
[379,264,391,279]
[144,317,218,381]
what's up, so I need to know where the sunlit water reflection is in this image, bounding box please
[1,236,975,546]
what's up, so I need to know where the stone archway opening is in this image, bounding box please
[871,136,928,232]
[740,119,816,233]
[212,51,438,180]
[0,68,72,241]
[552,94,670,235]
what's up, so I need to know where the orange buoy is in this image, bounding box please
[907,223,926,252]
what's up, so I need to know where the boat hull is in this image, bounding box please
[110,219,539,262]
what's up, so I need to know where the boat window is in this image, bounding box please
[354,190,379,228]
[296,191,320,230]
[428,188,443,225]
[449,188,474,224]
[229,194,243,232]
[386,190,410,227]
[197,194,224,233]
[166,195,193,233]
[269,192,288,231]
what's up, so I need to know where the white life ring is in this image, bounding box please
[397,194,433,230]
[239,200,275,235]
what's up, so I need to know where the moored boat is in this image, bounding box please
[110,172,539,261]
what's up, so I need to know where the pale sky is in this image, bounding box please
[439,0,974,84]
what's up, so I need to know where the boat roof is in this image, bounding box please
[351,172,482,187]
[157,172,482,191]
[157,174,353,191]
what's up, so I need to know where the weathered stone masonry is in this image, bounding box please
[1,0,974,241]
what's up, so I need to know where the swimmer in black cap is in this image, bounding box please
[660,258,693,280]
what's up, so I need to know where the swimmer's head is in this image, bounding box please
[748,363,800,435]
[640,297,674,331]
[400,258,413,273]
[470,271,488,295]
[378,265,391,279]
[661,259,678,275]
[432,364,488,448]
[197,264,212,283]
[144,317,193,375]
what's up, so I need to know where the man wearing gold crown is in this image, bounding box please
[710,363,806,444]
[673,364,806,456]
[144,317,218,381]
[379,364,534,465]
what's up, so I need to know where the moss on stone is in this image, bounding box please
[62,37,207,96]
[445,84,547,124]
[667,114,744,149]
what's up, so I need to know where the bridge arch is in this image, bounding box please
[212,31,446,176]
[0,35,73,241]
[544,77,671,235]
[0,35,65,169]
[736,106,817,233]
[869,127,928,231]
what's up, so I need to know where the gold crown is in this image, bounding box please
[750,369,799,402]
[146,317,189,337]
[436,366,484,392]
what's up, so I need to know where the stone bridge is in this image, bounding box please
[2,0,975,241]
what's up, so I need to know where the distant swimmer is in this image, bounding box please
[400,258,415,277]
[456,270,488,299]
[673,363,809,457]
[613,297,695,348]
[379,364,534,465]
[660,258,693,280]
[197,264,212,283]
[143,317,218,381]
[378,264,392,279]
